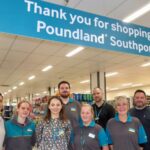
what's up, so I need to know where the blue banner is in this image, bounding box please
[0,0,150,56]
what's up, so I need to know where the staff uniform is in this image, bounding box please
[5,116,36,150]
[71,120,108,150]
[92,102,115,129]
[0,116,5,150]
[106,113,147,150]
[129,106,150,150]
[36,118,72,150]
[64,98,81,128]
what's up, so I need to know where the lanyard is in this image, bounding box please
[94,102,105,121]
[80,129,85,150]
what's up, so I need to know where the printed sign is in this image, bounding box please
[0,0,150,56]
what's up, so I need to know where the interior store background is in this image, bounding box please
[0,0,150,118]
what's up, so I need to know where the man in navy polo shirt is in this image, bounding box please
[58,81,81,128]
[129,89,150,150]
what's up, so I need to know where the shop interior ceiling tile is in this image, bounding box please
[108,0,150,23]
[33,41,66,56]
[0,50,8,61]
[5,51,29,63]
[41,56,66,66]
[24,53,50,64]
[0,34,15,50]
[134,12,150,27]
[73,0,126,16]
[11,36,41,53]
[44,0,66,5]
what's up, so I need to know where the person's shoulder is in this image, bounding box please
[129,107,136,111]
[92,103,96,107]
[94,123,103,131]
[72,99,81,107]
[131,116,142,126]
[107,117,115,124]
[145,106,150,111]
[132,116,140,122]
[104,102,114,109]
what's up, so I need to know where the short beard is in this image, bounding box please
[60,94,69,99]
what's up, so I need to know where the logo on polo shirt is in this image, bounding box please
[88,133,95,138]
[27,128,33,132]
[128,128,135,133]
[71,107,76,112]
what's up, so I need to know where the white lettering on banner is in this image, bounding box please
[110,36,150,53]
[94,17,109,29]
[37,20,106,44]
[22,0,150,56]
[69,14,91,26]
[111,22,150,41]
[24,0,67,20]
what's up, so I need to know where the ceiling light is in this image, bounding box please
[132,83,143,87]
[106,72,118,77]
[12,86,17,90]
[19,82,25,86]
[43,91,48,94]
[141,62,150,67]
[42,65,53,72]
[35,93,40,96]
[8,89,12,93]
[28,75,35,80]
[122,83,133,87]
[80,80,90,84]
[109,88,119,91]
[123,3,150,23]
[66,46,84,57]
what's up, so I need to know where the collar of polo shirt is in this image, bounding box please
[80,120,95,127]
[69,98,74,103]
[115,113,132,123]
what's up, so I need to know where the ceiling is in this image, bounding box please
[0,0,150,100]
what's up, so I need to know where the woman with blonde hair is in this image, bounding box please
[106,96,147,150]
[71,103,108,150]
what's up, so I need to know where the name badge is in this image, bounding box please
[128,128,135,133]
[71,107,76,111]
[27,128,33,132]
[88,133,95,138]
[95,117,99,121]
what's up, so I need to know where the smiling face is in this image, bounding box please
[17,102,30,119]
[93,88,103,103]
[115,97,129,116]
[81,104,94,125]
[133,92,147,108]
[59,83,70,99]
[49,98,62,117]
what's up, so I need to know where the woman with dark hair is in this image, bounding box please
[4,100,36,150]
[36,96,72,150]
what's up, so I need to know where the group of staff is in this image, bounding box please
[0,81,150,150]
